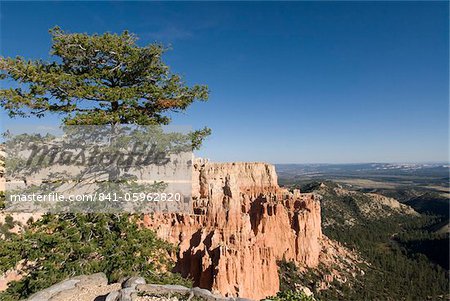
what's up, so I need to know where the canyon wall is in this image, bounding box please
[143,161,323,299]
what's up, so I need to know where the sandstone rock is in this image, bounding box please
[143,162,323,299]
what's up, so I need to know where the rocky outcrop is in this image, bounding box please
[364,192,418,216]
[302,182,418,228]
[24,273,120,301]
[23,273,247,301]
[143,162,323,299]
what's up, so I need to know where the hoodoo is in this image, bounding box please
[143,161,323,299]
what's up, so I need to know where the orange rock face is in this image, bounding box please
[143,162,322,299]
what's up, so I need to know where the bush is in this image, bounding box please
[0,213,191,301]
[268,290,315,301]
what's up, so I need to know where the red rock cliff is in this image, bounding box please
[143,162,322,299]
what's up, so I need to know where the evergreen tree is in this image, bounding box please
[0,27,208,300]
[0,26,210,148]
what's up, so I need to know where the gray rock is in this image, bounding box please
[75,273,108,289]
[136,283,190,294]
[121,276,146,289]
[105,290,120,301]
[135,284,235,301]
[23,273,248,301]
[26,279,80,301]
[192,287,227,301]
[186,291,195,301]
[118,287,135,301]
[118,276,130,286]
[25,273,108,301]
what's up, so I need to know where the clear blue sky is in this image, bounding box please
[1,1,448,163]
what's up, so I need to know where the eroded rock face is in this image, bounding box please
[143,162,322,299]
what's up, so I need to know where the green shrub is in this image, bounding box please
[0,213,191,301]
[268,290,315,301]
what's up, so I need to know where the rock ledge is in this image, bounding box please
[24,273,252,301]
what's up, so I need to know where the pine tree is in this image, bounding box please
[0,26,210,148]
[0,27,208,300]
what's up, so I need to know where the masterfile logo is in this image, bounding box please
[4,124,193,214]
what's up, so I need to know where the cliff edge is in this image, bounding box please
[143,161,323,299]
